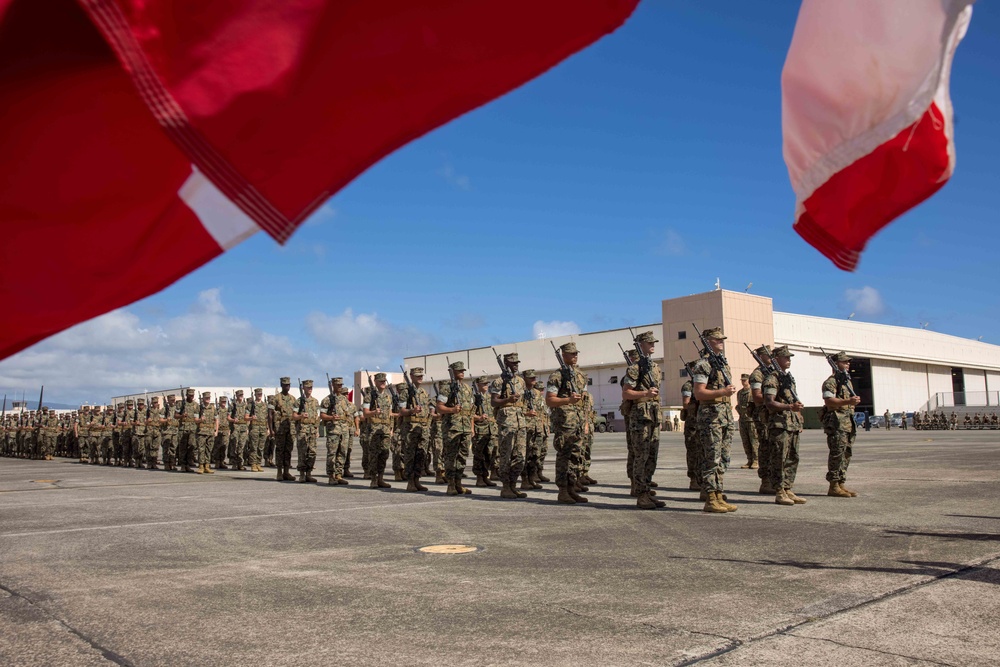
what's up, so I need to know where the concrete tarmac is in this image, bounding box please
[1,429,998,666]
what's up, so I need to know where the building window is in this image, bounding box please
[677,331,687,340]
[587,377,593,386]
[679,369,687,378]
[608,376,618,385]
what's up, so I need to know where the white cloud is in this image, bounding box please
[844,286,886,317]
[438,161,471,190]
[533,320,581,339]
[654,228,687,256]
[0,292,436,405]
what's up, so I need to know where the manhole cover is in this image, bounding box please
[415,544,481,555]
[31,480,58,484]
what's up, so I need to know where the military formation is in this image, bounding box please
[910,411,998,430]
[5,326,986,513]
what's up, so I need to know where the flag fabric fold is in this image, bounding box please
[782,0,973,272]
[0,0,638,361]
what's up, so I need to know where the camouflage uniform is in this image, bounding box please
[471,377,498,484]
[821,352,857,492]
[214,397,231,468]
[438,363,475,493]
[161,395,180,470]
[145,399,162,468]
[692,340,734,495]
[365,375,395,484]
[320,380,353,481]
[489,355,527,489]
[622,333,662,499]
[247,391,269,470]
[229,392,251,470]
[294,381,320,481]
[390,383,407,479]
[132,400,147,468]
[620,349,640,482]
[272,379,299,479]
[581,389,596,480]
[400,373,432,487]
[359,387,372,478]
[681,375,702,487]
[735,379,759,467]
[523,380,547,484]
[99,409,114,464]
[175,391,199,471]
[546,342,588,493]
[195,393,219,471]
[429,382,447,479]
[748,353,774,492]
[762,347,803,499]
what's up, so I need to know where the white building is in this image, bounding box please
[404,290,1000,428]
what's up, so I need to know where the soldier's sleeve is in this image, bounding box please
[622,365,641,389]
[545,373,560,395]
[488,378,502,396]
[681,381,693,398]
[749,369,763,390]
[821,376,838,399]
[691,359,711,385]
[762,374,778,397]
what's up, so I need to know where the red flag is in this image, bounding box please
[0,0,637,360]
[782,0,973,271]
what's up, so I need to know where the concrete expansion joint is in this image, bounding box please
[784,632,958,667]
[669,553,1000,666]
[0,580,134,666]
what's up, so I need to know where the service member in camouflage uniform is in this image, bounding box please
[390,382,407,481]
[436,361,475,496]
[680,361,702,492]
[99,406,114,465]
[175,389,199,472]
[229,390,250,471]
[522,370,545,486]
[213,395,231,469]
[748,346,775,494]
[621,331,665,510]
[77,406,91,463]
[472,375,499,488]
[247,388,270,472]
[490,352,528,499]
[293,380,320,482]
[692,327,738,514]
[195,391,218,474]
[271,378,298,481]
[264,394,277,467]
[546,341,589,505]
[364,373,395,488]
[320,378,353,485]
[429,381,448,483]
[821,351,861,498]
[735,374,759,469]
[580,387,597,485]
[763,346,806,506]
[146,396,162,469]
[398,368,433,492]
[132,398,147,468]
[161,394,180,470]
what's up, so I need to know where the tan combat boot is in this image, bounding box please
[304,472,317,483]
[775,489,795,506]
[566,483,588,504]
[583,474,598,485]
[574,478,589,493]
[376,471,391,489]
[636,492,658,510]
[204,463,214,474]
[630,480,639,497]
[282,467,295,481]
[702,491,728,513]
[520,477,534,491]
[406,476,418,492]
[276,467,284,481]
[649,480,658,488]
[557,486,577,504]
[446,478,459,496]
[435,470,446,485]
[828,481,852,498]
[394,469,404,481]
[455,478,471,495]
[717,491,738,512]
[369,475,380,489]
[689,478,700,491]
[500,482,518,499]
[475,474,488,487]
[786,488,807,504]
[759,481,775,494]
[414,477,428,492]
[483,473,498,487]
[537,470,551,483]
[839,482,858,497]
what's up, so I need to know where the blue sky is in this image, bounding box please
[4,2,999,403]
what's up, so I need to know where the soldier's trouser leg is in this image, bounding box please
[264,434,275,464]
[629,417,658,494]
[824,429,854,483]
[537,433,548,473]
[523,428,538,480]
[275,428,294,470]
[756,418,772,483]
[625,425,636,480]
[197,433,213,466]
[700,418,731,493]
[326,430,348,477]
[227,432,236,464]
[770,428,800,490]
[147,432,160,466]
[296,431,317,472]
[432,435,444,473]
[367,429,391,478]
[404,425,428,479]
[684,422,702,481]
[247,428,264,467]
[360,433,370,474]
[471,433,490,477]
[553,427,584,488]
[738,419,756,464]
[233,429,248,468]
[497,425,527,484]
[442,430,471,482]
[582,431,594,475]
[161,434,176,467]
[344,434,354,473]
[102,436,114,463]
[212,433,227,465]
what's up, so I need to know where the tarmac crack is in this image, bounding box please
[783,632,957,667]
[671,553,1000,665]
[0,581,134,666]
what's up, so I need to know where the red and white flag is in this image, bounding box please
[0,0,638,360]
[782,0,973,271]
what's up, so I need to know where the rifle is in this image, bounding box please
[472,379,484,413]
[618,342,633,367]
[387,379,401,411]
[2,394,6,421]
[678,356,690,379]
[762,345,799,403]
[820,347,857,397]
[297,378,306,413]
[628,328,656,390]
[550,341,575,397]
[249,388,256,418]
[364,369,381,414]
[691,323,732,387]
[492,347,514,398]
[743,343,773,377]
[37,385,44,412]
[400,365,416,409]
[326,373,337,415]
[444,357,459,407]
[178,387,187,419]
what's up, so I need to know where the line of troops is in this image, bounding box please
[912,411,999,430]
[678,330,863,512]
[0,328,878,513]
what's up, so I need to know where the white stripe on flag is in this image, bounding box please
[178,166,260,250]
